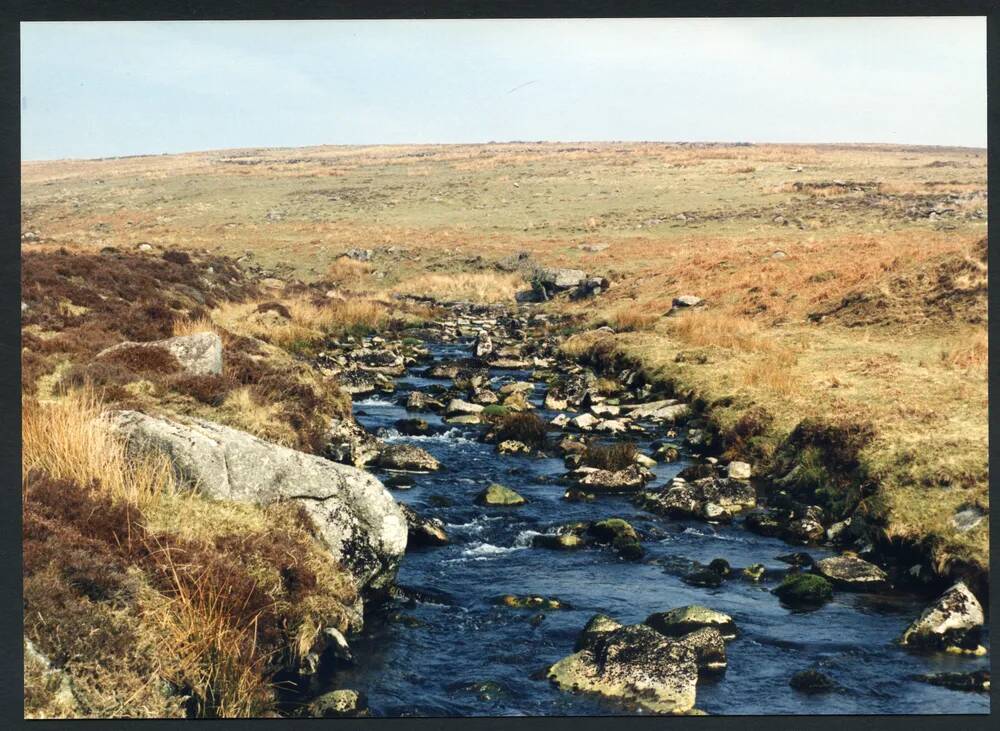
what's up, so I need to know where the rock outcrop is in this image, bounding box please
[108,410,407,592]
[96,332,223,376]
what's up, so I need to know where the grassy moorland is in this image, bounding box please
[22,142,988,684]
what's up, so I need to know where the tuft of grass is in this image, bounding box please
[391,272,523,303]
[582,442,638,471]
[940,328,988,370]
[666,310,777,353]
[494,411,548,450]
[22,389,175,509]
[212,296,390,349]
[604,308,660,333]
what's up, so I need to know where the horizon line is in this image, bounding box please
[21,139,989,164]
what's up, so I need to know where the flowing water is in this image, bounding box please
[334,338,989,716]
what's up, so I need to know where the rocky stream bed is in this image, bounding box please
[300,302,990,717]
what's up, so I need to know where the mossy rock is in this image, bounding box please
[645,605,737,640]
[741,563,766,582]
[773,573,833,607]
[482,404,510,417]
[588,518,639,543]
[612,535,645,561]
[476,483,526,507]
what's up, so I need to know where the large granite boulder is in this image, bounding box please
[108,410,407,592]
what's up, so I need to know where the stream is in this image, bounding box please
[333,335,989,716]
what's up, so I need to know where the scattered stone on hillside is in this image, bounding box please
[726,461,752,480]
[579,243,609,253]
[341,248,372,262]
[108,410,407,592]
[951,505,986,532]
[789,669,835,694]
[399,504,449,547]
[96,332,223,376]
[645,605,737,640]
[547,624,699,715]
[372,443,441,472]
[476,483,526,507]
[672,295,704,308]
[900,582,985,652]
[813,555,888,590]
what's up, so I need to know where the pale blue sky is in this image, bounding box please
[21,18,987,160]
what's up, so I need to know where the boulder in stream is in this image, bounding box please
[476,483,527,507]
[372,443,442,472]
[813,555,888,590]
[547,624,698,714]
[899,582,985,652]
[773,573,833,608]
[645,605,737,640]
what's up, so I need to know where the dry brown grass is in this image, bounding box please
[139,547,275,718]
[939,328,988,370]
[326,258,374,288]
[22,389,175,509]
[392,271,523,303]
[739,348,801,397]
[665,310,778,353]
[23,387,358,718]
[604,307,660,332]
[210,295,390,349]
